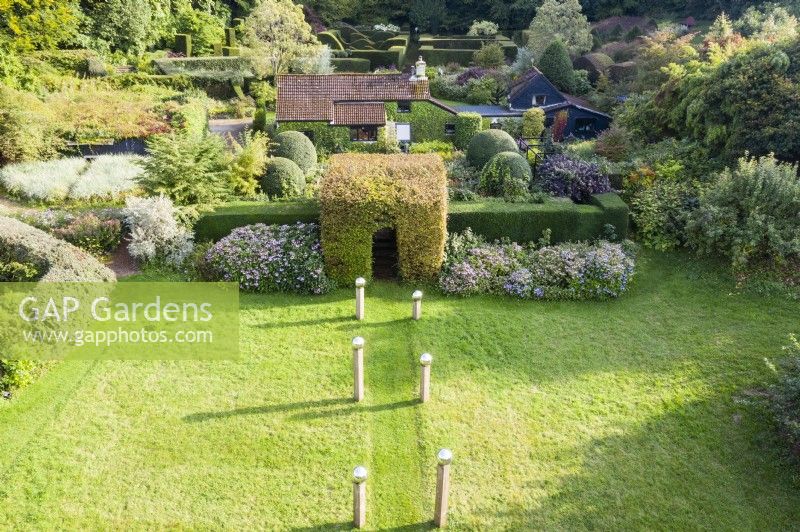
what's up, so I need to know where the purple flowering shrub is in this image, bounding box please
[537,154,612,203]
[439,230,635,300]
[205,222,333,294]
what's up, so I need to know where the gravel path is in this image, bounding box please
[108,241,139,278]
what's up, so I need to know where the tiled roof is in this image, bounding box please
[332,102,386,125]
[277,74,431,122]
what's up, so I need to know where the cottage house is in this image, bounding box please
[275,59,459,151]
[455,67,611,139]
[275,60,610,150]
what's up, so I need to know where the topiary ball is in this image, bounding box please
[272,131,317,175]
[480,151,533,197]
[260,157,305,199]
[467,129,518,169]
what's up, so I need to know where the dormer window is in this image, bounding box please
[398,100,411,113]
[532,95,547,106]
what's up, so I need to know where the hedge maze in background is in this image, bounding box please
[319,154,448,283]
[419,35,517,66]
[322,25,410,72]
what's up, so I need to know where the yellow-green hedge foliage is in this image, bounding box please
[320,154,447,283]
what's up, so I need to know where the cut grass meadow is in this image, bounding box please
[0,250,799,529]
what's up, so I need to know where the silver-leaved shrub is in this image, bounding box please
[123,195,194,266]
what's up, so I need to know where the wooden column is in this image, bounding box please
[434,449,452,527]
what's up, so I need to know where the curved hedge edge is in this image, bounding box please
[0,216,116,282]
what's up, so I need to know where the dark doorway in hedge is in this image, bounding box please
[372,228,398,279]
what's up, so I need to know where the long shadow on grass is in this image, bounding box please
[182,397,351,422]
[289,399,419,421]
[183,398,419,423]
[468,396,800,529]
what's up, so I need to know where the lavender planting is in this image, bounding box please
[439,230,635,300]
[205,222,333,295]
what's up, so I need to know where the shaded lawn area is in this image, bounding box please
[0,250,799,529]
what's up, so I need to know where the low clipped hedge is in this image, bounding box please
[195,201,321,242]
[331,58,371,72]
[448,193,629,243]
[0,216,115,282]
[195,192,628,244]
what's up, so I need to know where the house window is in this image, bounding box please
[532,94,547,106]
[574,118,597,136]
[350,126,378,142]
[398,100,411,113]
[444,123,455,135]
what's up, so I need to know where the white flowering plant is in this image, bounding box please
[123,195,194,267]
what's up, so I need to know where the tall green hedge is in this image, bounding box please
[331,57,371,72]
[349,47,404,68]
[454,112,482,149]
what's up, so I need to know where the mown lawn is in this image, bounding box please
[1,250,799,529]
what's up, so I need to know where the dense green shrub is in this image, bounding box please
[522,108,545,139]
[175,8,226,55]
[538,40,575,92]
[260,157,306,199]
[467,129,518,169]
[272,131,317,175]
[420,47,476,66]
[454,112,482,150]
[473,43,505,68]
[320,154,447,283]
[595,126,632,162]
[140,133,232,214]
[0,86,61,165]
[686,155,800,270]
[480,151,533,197]
[229,132,269,197]
[630,181,696,251]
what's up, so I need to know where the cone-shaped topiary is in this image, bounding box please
[260,157,305,199]
[480,151,533,197]
[538,40,575,92]
[467,129,519,169]
[272,131,317,175]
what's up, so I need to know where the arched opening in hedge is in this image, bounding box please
[320,154,448,284]
[371,228,398,279]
